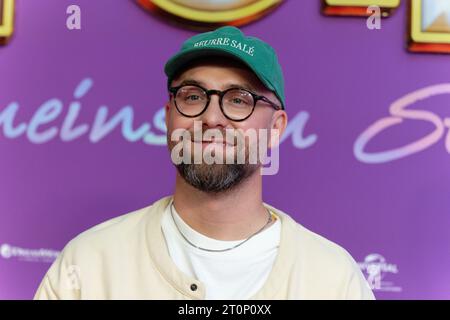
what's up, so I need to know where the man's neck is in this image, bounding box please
[172,171,273,241]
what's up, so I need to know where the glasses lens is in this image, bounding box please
[175,85,207,116]
[222,89,254,120]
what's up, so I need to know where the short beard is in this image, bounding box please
[176,163,258,193]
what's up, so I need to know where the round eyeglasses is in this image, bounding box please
[169,84,281,122]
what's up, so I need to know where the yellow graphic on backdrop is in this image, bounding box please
[322,0,400,17]
[409,0,450,53]
[0,0,14,44]
[137,0,282,27]
[322,0,450,54]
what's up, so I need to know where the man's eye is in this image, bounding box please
[185,95,201,101]
[229,97,250,105]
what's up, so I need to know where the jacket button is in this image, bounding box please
[190,284,198,291]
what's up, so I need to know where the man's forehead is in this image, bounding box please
[175,78,260,93]
[173,61,269,93]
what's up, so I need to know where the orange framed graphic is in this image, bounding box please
[408,0,450,53]
[322,0,400,17]
[137,0,283,29]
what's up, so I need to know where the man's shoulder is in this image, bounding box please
[295,219,354,262]
[272,207,374,299]
[62,196,170,256]
[271,206,360,272]
[76,205,150,239]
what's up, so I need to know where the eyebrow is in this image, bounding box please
[175,78,258,93]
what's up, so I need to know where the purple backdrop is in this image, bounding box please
[1,0,450,299]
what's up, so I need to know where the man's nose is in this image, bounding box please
[198,94,228,128]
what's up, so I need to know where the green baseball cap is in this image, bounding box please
[164,26,286,109]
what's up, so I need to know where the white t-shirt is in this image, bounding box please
[161,201,281,300]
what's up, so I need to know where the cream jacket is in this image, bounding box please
[34,196,375,300]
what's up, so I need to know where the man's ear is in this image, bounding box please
[165,101,170,132]
[269,110,288,149]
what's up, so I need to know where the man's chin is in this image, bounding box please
[175,162,258,193]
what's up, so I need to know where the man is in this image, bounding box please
[34,26,374,300]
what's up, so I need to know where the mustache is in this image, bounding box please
[188,128,242,146]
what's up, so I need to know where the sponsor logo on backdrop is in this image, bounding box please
[0,243,59,263]
[358,253,402,292]
[137,0,283,28]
